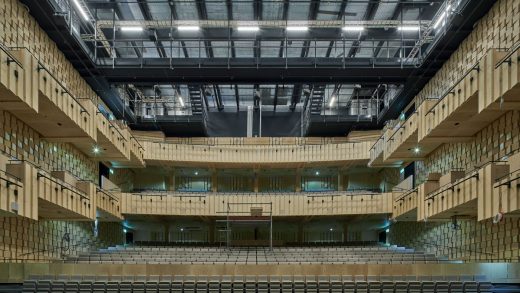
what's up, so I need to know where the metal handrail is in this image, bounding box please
[394,187,418,203]
[495,41,520,69]
[36,171,90,201]
[130,134,144,150]
[0,169,23,188]
[0,44,23,68]
[6,46,92,116]
[96,187,120,202]
[425,60,481,116]
[97,112,127,142]
[424,172,479,201]
[385,112,417,143]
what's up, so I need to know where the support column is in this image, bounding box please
[166,168,175,191]
[297,222,304,244]
[343,223,349,243]
[295,168,302,192]
[163,222,170,243]
[211,169,218,192]
[338,172,348,191]
[254,169,259,193]
[208,221,215,244]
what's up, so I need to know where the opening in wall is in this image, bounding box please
[99,162,110,185]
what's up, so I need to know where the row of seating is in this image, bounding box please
[67,245,447,265]
[21,275,493,293]
[112,246,402,252]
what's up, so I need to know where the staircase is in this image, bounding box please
[188,85,204,116]
[309,85,326,115]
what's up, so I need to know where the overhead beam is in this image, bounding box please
[273,85,279,112]
[347,0,380,58]
[301,1,321,58]
[167,1,189,58]
[326,0,349,58]
[235,85,240,112]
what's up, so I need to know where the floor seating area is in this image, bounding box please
[21,274,493,293]
[66,245,452,265]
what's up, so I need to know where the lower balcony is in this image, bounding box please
[484,152,520,221]
[423,163,509,220]
[121,191,392,217]
[96,187,123,221]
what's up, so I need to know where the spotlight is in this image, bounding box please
[315,171,320,176]
[123,228,127,233]
[413,147,420,154]
[385,228,390,233]
[93,146,100,154]
[195,171,199,176]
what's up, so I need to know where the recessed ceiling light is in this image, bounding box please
[121,26,144,32]
[237,26,260,32]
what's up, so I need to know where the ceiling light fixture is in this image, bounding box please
[178,26,200,31]
[342,26,364,31]
[93,146,100,154]
[121,26,144,32]
[397,26,420,31]
[433,12,447,29]
[413,147,420,154]
[286,26,308,32]
[237,26,260,32]
[329,95,337,108]
[72,0,90,21]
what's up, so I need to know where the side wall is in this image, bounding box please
[388,218,520,262]
[0,217,123,262]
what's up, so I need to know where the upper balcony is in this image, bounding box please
[137,136,375,168]
[479,44,520,113]
[417,48,519,157]
[121,191,392,217]
[0,46,38,113]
